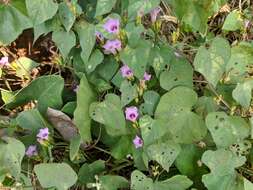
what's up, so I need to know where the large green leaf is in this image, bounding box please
[206,112,250,148]
[194,37,231,87]
[95,0,117,17]
[155,86,198,120]
[120,80,138,107]
[58,2,76,32]
[3,75,64,113]
[75,21,96,63]
[147,140,181,171]
[25,0,58,25]
[89,94,127,136]
[140,90,160,116]
[34,163,77,190]
[78,160,105,185]
[131,170,192,190]
[232,79,253,108]
[52,30,76,59]
[74,74,96,143]
[85,49,104,74]
[160,58,193,91]
[0,2,31,45]
[0,137,25,179]
[98,175,129,190]
[201,149,246,190]
[120,39,152,79]
[222,10,243,31]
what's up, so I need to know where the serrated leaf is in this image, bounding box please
[52,30,76,59]
[95,0,117,17]
[26,0,58,26]
[147,141,181,171]
[89,94,127,136]
[0,137,25,179]
[194,37,231,87]
[74,74,96,143]
[120,39,152,79]
[222,10,243,31]
[120,80,138,107]
[206,112,250,148]
[34,163,77,190]
[160,58,193,91]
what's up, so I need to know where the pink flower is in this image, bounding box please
[0,56,9,67]
[103,18,120,34]
[120,64,133,78]
[133,135,143,148]
[143,72,151,81]
[25,145,38,157]
[103,39,122,55]
[125,106,139,122]
[37,128,49,144]
[150,7,161,23]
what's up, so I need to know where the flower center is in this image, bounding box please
[110,25,118,31]
[126,70,132,75]
[129,113,136,119]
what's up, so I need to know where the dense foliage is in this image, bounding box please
[0,0,253,189]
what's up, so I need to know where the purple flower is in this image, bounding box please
[125,106,139,122]
[95,31,104,41]
[120,64,134,78]
[133,135,143,148]
[150,7,161,23]
[25,145,38,157]
[143,72,151,81]
[0,56,9,66]
[37,128,49,143]
[103,39,122,55]
[103,18,120,34]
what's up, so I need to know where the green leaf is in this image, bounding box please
[98,175,129,190]
[14,57,39,79]
[58,2,76,32]
[194,37,231,87]
[225,42,253,83]
[131,170,192,190]
[0,2,31,45]
[4,75,64,114]
[128,0,160,20]
[168,111,207,144]
[160,58,193,91]
[25,0,58,26]
[89,94,127,136]
[120,39,152,79]
[206,112,250,148]
[74,74,96,143]
[0,137,25,179]
[78,160,105,185]
[52,30,76,59]
[75,21,96,63]
[140,115,169,147]
[86,49,104,74]
[222,10,243,31]
[147,141,181,171]
[125,22,145,47]
[194,96,219,117]
[69,134,81,161]
[34,163,77,190]
[120,80,138,107]
[95,0,117,17]
[61,101,76,116]
[111,136,132,159]
[201,149,246,190]
[155,86,198,120]
[232,79,253,108]
[140,90,160,116]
